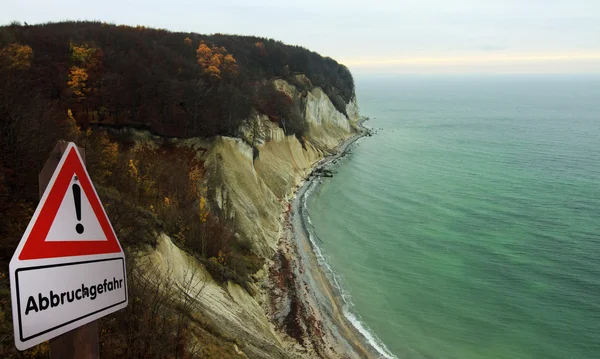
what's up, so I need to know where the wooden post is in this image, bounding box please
[39,141,86,197]
[49,321,99,359]
[40,141,99,359]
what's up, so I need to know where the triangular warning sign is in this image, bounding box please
[18,143,122,260]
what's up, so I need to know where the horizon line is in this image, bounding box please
[342,52,600,67]
[351,72,600,76]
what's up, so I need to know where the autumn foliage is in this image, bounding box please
[66,42,103,100]
[254,41,267,57]
[196,41,239,79]
[0,43,32,70]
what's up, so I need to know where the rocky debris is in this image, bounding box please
[311,168,334,178]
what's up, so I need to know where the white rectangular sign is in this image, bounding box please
[14,258,127,346]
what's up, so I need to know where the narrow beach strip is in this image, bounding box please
[289,118,397,359]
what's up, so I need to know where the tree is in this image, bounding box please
[70,42,95,64]
[67,66,88,98]
[254,41,266,57]
[0,43,32,70]
[222,54,238,75]
[196,43,213,68]
[195,41,238,80]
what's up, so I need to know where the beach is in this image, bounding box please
[272,118,388,358]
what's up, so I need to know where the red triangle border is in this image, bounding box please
[19,146,122,260]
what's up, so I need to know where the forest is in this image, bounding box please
[0,21,354,138]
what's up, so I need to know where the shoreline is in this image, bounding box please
[284,118,394,358]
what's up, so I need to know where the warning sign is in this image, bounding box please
[9,143,128,350]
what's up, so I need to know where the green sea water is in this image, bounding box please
[305,75,600,359]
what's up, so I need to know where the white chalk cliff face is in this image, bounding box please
[305,88,352,148]
[207,79,358,257]
[146,79,362,358]
[346,96,360,124]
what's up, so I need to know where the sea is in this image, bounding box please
[304,75,600,359]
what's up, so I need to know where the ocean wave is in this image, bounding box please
[302,181,397,359]
[343,307,397,359]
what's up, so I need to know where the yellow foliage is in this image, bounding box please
[254,41,267,57]
[67,43,101,98]
[69,42,95,64]
[174,228,186,244]
[94,134,119,181]
[183,37,192,46]
[164,197,171,207]
[139,176,155,197]
[206,65,221,79]
[0,43,33,70]
[196,42,238,79]
[188,166,204,198]
[223,54,238,74]
[65,109,82,141]
[223,54,236,64]
[67,66,88,97]
[196,43,213,67]
[128,159,140,181]
[216,250,227,265]
[188,166,202,183]
[210,53,223,68]
[199,196,208,223]
[80,130,119,183]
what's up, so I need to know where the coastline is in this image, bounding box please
[280,118,394,358]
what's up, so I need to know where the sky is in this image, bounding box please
[2,0,600,74]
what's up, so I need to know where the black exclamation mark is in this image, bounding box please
[72,183,84,234]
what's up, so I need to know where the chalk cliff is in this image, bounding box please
[141,77,369,358]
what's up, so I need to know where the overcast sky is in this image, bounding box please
[3,0,600,74]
